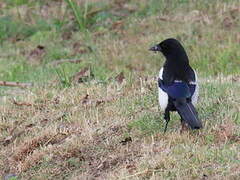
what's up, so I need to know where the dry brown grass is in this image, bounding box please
[0,75,239,179]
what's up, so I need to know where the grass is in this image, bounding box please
[0,0,240,179]
[65,0,89,31]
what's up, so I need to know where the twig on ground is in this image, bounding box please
[49,59,82,66]
[0,81,33,88]
[12,98,33,107]
[122,169,149,179]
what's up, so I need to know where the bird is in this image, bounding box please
[149,38,202,133]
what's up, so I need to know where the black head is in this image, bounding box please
[149,38,189,63]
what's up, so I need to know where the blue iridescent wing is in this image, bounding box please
[158,79,195,99]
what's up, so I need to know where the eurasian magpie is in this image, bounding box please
[149,38,202,132]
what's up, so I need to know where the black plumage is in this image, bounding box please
[149,38,202,132]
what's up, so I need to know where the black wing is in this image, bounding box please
[162,65,196,84]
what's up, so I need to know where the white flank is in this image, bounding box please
[158,68,168,111]
[191,70,199,105]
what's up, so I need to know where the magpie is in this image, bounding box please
[149,38,202,133]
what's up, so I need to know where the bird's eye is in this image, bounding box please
[161,44,166,49]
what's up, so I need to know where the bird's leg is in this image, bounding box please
[164,110,170,133]
[180,118,188,133]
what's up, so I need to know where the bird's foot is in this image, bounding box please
[180,121,188,133]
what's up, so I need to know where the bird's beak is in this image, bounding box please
[149,44,161,52]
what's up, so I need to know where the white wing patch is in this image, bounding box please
[158,68,168,111]
[191,70,199,106]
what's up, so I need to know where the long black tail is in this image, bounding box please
[173,99,202,129]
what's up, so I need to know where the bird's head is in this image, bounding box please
[149,38,189,63]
